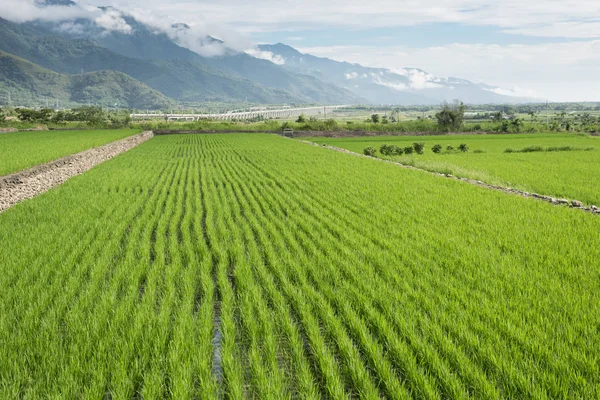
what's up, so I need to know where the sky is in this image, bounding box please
[4,0,600,101]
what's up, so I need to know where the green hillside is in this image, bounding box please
[0,18,360,104]
[0,51,173,109]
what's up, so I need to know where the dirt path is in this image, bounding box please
[0,131,153,213]
[300,140,600,216]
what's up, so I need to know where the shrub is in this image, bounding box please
[504,148,515,153]
[323,119,338,130]
[390,145,403,156]
[521,146,544,153]
[404,146,414,155]
[371,114,380,123]
[296,114,306,123]
[446,145,455,152]
[380,144,403,156]
[432,144,442,154]
[413,142,425,154]
[473,149,486,154]
[363,147,377,157]
[458,143,469,152]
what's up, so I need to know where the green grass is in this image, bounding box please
[304,133,600,205]
[0,129,141,176]
[0,133,599,398]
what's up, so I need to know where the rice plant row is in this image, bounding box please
[0,133,598,398]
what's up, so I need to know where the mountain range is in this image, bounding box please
[0,3,533,109]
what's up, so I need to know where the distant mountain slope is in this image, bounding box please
[0,18,318,103]
[201,53,363,104]
[259,43,535,105]
[10,15,362,104]
[0,51,174,109]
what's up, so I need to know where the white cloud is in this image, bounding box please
[345,72,359,79]
[0,0,134,33]
[298,41,600,101]
[0,0,95,23]
[486,86,535,97]
[245,48,286,64]
[93,8,132,34]
[85,0,600,39]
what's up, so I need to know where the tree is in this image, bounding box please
[458,143,469,152]
[0,107,5,123]
[511,118,524,133]
[72,106,106,126]
[432,144,442,154]
[491,111,504,122]
[528,111,538,122]
[435,100,466,131]
[16,108,54,123]
[371,114,380,123]
[296,114,306,123]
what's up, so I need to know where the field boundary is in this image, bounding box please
[151,129,547,137]
[0,131,153,212]
[299,139,600,215]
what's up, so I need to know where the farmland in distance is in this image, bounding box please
[0,133,599,398]
[305,133,600,205]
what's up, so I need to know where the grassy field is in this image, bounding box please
[304,133,600,205]
[0,129,140,176]
[0,133,598,398]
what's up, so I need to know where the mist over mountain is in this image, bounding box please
[0,3,534,107]
[259,43,536,105]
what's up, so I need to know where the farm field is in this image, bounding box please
[1,133,599,398]
[304,133,600,205]
[0,129,141,176]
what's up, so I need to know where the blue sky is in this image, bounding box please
[249,24,588,48]
[6,0,600,101]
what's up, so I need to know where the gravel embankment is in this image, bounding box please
[0,131,153,212]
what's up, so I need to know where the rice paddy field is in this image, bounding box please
[304,133,600,205]
[0,129,140,176]
[1,133,599,398]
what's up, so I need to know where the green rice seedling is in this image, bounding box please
[0,129,140,175]
[1,133,599,398]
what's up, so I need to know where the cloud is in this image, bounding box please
[0,0,94,23]
[345,72,359,79]
[93,8,132,34]
[299,41,600,101]
[0,0,133,33]
[124,7,254,56]
[485,86,535,97]
[245,48,286,64]
[83,0,600,39]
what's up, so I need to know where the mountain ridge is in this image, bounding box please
[258,43,536,105]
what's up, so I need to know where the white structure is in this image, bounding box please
[130,105,348,121]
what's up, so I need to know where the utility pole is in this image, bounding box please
[546,100,549,125]
[324,106,327,120]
